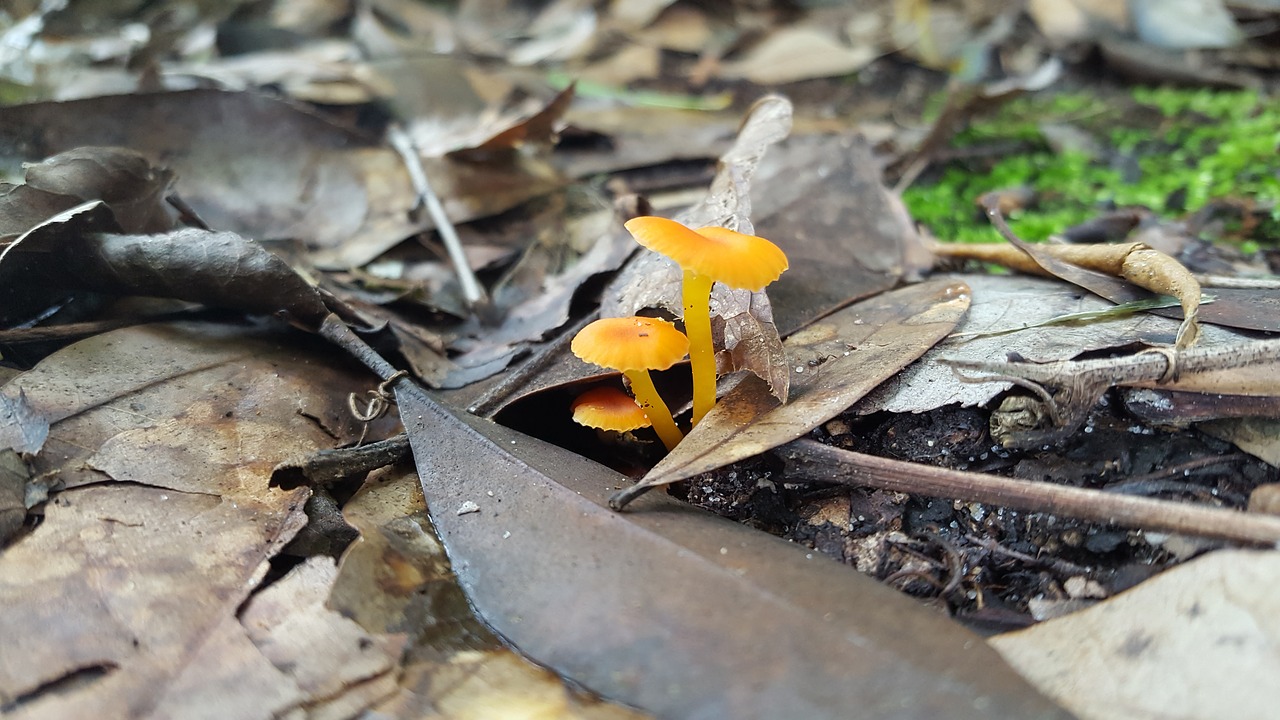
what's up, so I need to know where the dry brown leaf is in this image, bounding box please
[0,90,562,271]
[0,321,394,717]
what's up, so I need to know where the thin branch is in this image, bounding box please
[782,438,1280,547]
[387,123,488,310]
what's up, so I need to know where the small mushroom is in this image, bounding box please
[571,386,651,433]
[571,316,688,451]
[624,216,788,426]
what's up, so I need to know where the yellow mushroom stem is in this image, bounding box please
[623,369,683,451]
[682,269,717,427]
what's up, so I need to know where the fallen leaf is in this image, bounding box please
[719,26,878,85]
[943,219,1204,347]
[0,451,28,542]
[751,134,908,334]
[856,274,1259,415]
[20,146,174,234]
[990,549,1280,720]
[626,279,969,499]
[0,321,393,717]
[0,389,48,455]
[0,220,332,329]
[239,556,405,708]
[1200,417,1280,467]
[396,384,1069,719]
[0,90,562,270]
[331,463,649,718]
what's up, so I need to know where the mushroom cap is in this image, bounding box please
[571,316,689,372]
[571,386,651,431]
[624,216,789,291]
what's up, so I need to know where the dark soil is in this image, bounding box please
[672,388,1276,632]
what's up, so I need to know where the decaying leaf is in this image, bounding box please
[751,134,909,335]
[990,549,1280,720]
[856,274,1258,416]
[330,463,648,719]
[396,384,1069,719]
[619,279,969,505]
[0,220,332,329]
[603,95,794,401]
[0,321,394,717]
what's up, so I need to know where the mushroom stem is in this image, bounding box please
[682,269,717,426]
[623,370,684,451]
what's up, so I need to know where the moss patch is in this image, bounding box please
[903,87,1280,246]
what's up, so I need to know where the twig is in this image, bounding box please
[386,123,488,310]
[944,337,1280,447]
[467,309,598,417]
[272,433,411,488]
[781,438,1280,547]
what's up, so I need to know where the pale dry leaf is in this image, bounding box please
[720,26,877,85]
[991,549,1280,720]
[855,274,1258,415]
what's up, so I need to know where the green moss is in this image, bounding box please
[903,87,1280,246]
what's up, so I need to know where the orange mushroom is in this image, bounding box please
[623,217,788,426]
[571,386,651,433]
[571,316,688,451]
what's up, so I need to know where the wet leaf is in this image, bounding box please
[991,549,1280,720]
[396,383,1068,719]
[631,279,969,495]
